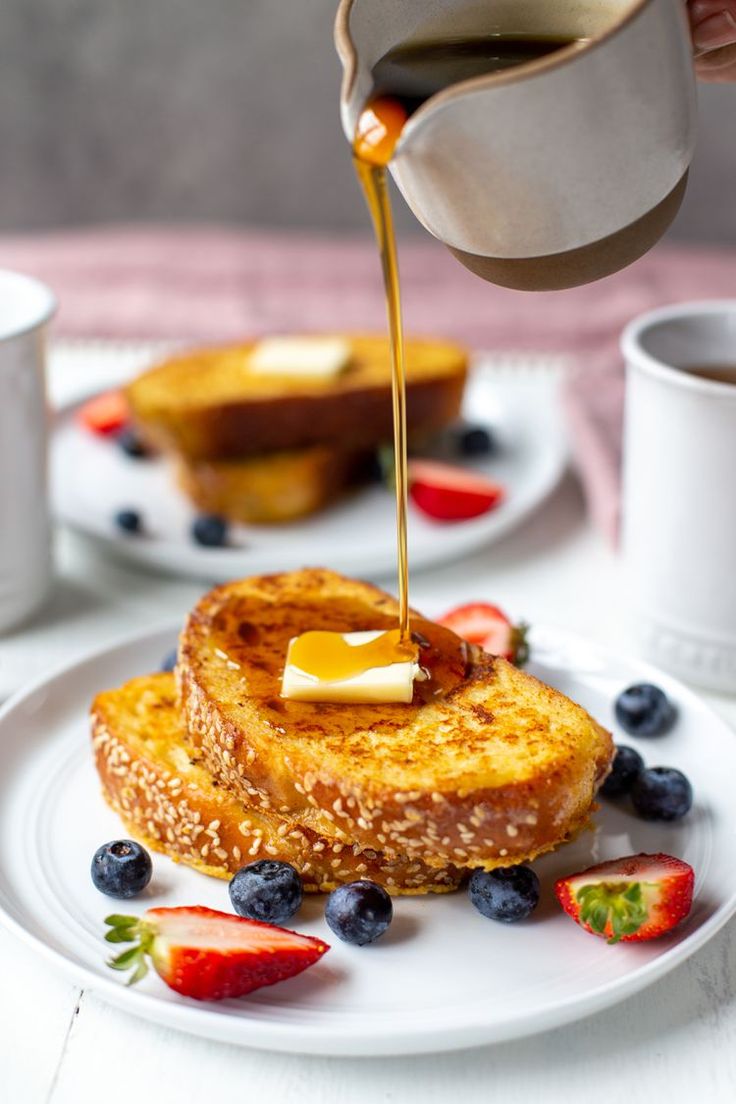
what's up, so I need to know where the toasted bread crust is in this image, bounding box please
[91,674,463,893]
[127,335,467,460]
[174,447,368,525]
[178,569,613,868]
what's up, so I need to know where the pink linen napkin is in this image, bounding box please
[1,224,734,540]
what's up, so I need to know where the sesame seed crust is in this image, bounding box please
[90,674,467,894]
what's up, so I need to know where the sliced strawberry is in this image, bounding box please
[408,460,504,522]
[105,906,329,1000]
[555,853,694,944]
[79,390,130,436]
[438,601,529,665]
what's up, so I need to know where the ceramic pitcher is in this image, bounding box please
[336,0,697,290]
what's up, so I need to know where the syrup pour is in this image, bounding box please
[352,96,413,652]
[283,96,415,690]
[287,37,581,693]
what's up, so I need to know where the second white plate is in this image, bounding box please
[50,341,568,582]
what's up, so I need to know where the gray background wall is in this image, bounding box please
[1,0,734,242]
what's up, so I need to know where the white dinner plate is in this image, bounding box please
[0,623,734,1056]
[50,340,568,582]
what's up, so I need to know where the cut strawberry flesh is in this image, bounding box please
[555,853,694,944]
[409,460,503,495]
[79,390,129,435]
[408,460,505,522]
[106,906,329,1001]
[145,907,311,953]
[438,603,513,655]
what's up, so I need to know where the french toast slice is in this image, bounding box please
[174,446,369,525]
[127,334,467,460]
[91,673,463,894]
[178,569,613,869]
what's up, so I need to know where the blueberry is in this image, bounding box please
[229,860,303,925]
[468,865,540,922]
[457,425,495,456]
[91,839,152,898]
[117,429,150,459]
[160,648,177,673]
[325,881,392,945]
[600,745,645,798]
[631,767,693,821]
[615,683,676,736]
[191,514,228,548]
[114,508,142,534]
[364,445,395,487]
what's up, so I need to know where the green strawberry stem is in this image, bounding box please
[104,914,155,985]
[512,622,530,667]
[576,881,650,944]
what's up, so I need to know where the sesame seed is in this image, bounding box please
[506,824,519,838]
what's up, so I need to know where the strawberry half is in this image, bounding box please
[105,906,329,1000]
[438,601,529,666]
[555,853,694,944]
[79,390,130,436]
[408,460,505,522]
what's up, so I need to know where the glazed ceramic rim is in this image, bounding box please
[621,300,736,399]
[0,269,56,345]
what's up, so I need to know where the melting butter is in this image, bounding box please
[248,336,351,379]
[281,629,422,704]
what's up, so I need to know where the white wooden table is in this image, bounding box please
[2,357,736,1103]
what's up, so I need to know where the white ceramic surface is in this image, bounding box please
[0,622,733,1056]
[621,301,736,693]
[337,0,696,264]
[50,342,568,583]
[0,270,56,634]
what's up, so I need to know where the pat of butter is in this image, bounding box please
[248,337,351,380]
[281,630,421,704]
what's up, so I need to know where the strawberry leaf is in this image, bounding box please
[105,929,137,944]
[575,880,650,943]
[108,946,144,971]
[104,914,138,928]
[127,957,150,986]
[511,622,530,667]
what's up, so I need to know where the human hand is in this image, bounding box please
[689,1,736,81]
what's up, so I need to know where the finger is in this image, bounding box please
[695,41,736,78]
[689,0,736,25]
[689,5,736,49]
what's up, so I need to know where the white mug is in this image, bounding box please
[0,270,56,634]
[621,301,736,693]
